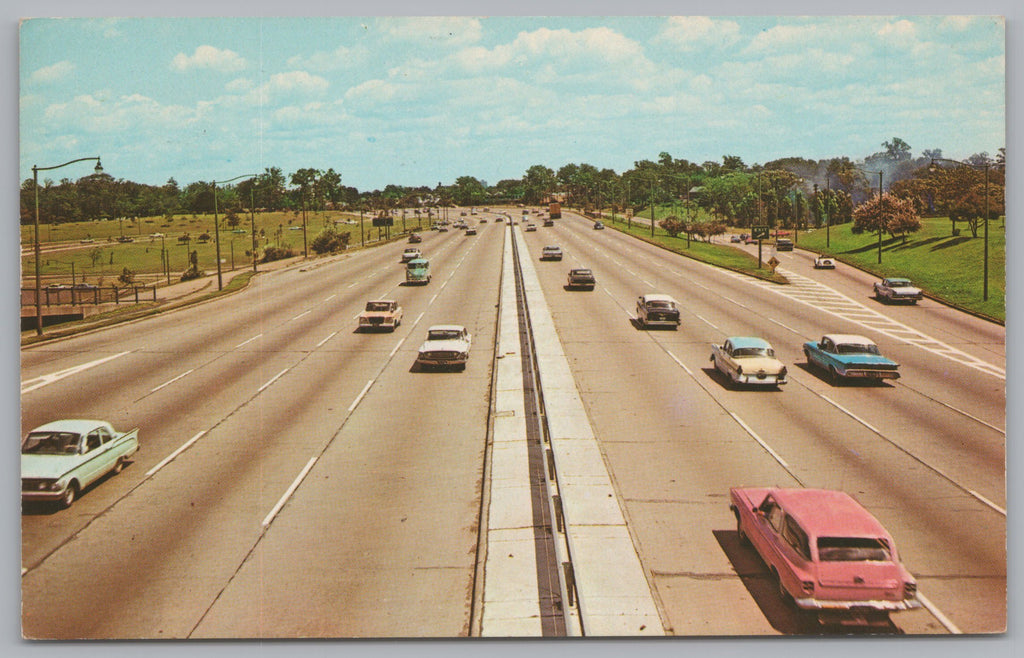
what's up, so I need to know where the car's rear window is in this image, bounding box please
[836,343,880,355]
[817,537,891,562]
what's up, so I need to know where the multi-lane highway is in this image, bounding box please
[21,209,1005,638]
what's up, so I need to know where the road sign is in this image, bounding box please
[767,256,780,272]
[752,226,770,240]
[372,216,394,227]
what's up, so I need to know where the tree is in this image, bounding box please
[852,194,921,240]
[310,228,351,254]
[658,216,685,237]
[882,137,913,162]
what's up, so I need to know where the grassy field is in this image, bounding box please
[21,209,431,288]
[590,208,788,283]
[797,217,1005,321]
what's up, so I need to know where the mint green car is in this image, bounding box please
[405,258,431,284]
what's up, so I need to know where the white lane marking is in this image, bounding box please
[262,457,318,527]
[819,395,1006,517]
[729,412,791,470]
[150,369,195,393]
[769,319,802,335]
[641,279,654,287]
[666,349,693,376]
[290,310,311,321]
[324,294,336,302]
[145,431,206,477]
[429,293,439,304]
[346,282,357,288]
[234,334,262,349]
[968,490,1007,516]
[258,368,289,393]
[389,337,406,358]
[917,593,963,634]
[349,379,374,412]
[21,351,132,394]
[316,331,338,348]
[695,314,719,331]
[413,312,425,327]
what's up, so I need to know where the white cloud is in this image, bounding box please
[171,45,247,73]
[377,17,483,46]
[287,44,366,72]
[29,61,75,84]
[941,16,975,32]
[656,17,741,50]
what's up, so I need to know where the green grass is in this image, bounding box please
[798,217,1005,322]
[22,210,422,287]
[593,208,788,283]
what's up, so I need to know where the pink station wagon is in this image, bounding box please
[730,487,921,626]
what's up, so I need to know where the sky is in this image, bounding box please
[18,15,1006,192]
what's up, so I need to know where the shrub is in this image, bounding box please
[261,246,295,263]
[310,228,351,254]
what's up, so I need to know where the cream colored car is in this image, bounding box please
[710,336,788,387]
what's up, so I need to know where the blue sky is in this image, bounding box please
[19,15,1005,191]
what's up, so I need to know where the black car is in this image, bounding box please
[776,238,794,251]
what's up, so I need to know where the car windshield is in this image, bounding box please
[837,343,880,355]
[888,278,912,287]
[365,302,391,312]
[407,261,427,270]
[733,347,773,358]
[22,431,80,455]
[428,330,462,341]
[818,537,892,562]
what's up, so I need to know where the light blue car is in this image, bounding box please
[803,334,900,385]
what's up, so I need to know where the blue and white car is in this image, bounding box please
[803,334,900,385]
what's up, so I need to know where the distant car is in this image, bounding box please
[438,225,449,232]
[73,283,98,290]
[874,277,922,304]
[803,334,900,384]
[730,487,920,626]
[636,294,680,329]
[479,218,488,223]
[116,236,134,243]
[525,223,537,232]
[593,221,605,230]
[408,233,422,244]
[401,247,422,262]
[710,337,788,387]
[730,235,742,243]
[22,419,140,508]
[460,211,467,216]
[543,218,554,227]
[465,226,477,235]
[567,268,596,290]
[775,238,793,251]
[540,245,563,261]
[45,283,70,290]
[416,325,472,371]
[357,299,403,331]
[744,236,758,245]
[813,255,836,269]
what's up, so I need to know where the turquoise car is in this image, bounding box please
[405,258,431,284]
[803,334,900,385]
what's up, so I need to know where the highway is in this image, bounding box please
[20,209,1005,637]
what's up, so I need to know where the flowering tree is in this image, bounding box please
[852,194,921,241]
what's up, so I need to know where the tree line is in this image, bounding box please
[21,138,1004,240]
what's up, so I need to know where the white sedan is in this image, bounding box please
[415,325,472,371]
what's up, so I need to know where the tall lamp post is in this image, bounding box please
[32,156,103,335]
[929,157,1004,301]
[855,167,884,264]
[212,174,256,290]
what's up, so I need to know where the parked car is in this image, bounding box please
[415,325,472,371]
[408,233,422,243]
[803,334,900,384]
[730,487,920,626]
[710,336,788,387]
[776,238,794,251]
[357,299,403,331]
[813,255,836,269]
[22,419,139,508]
[636,294,680,329]
[593,221,605,230]
[540,245,563,261]
[873,277,922,304]
[401,247,422,262]
[567,268,596,290]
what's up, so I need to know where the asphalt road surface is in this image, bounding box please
[21,210,1005,638]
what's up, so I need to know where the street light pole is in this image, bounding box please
[212,174,256,291]
[31,156,102,335]
[929,157,1004,301]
